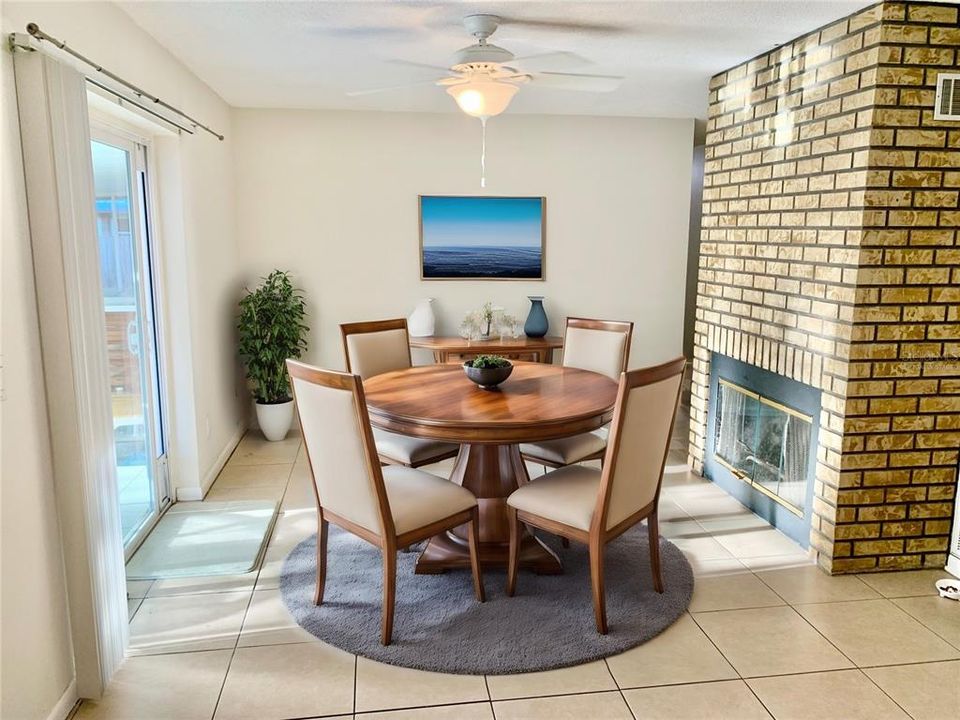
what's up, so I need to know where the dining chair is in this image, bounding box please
[519,317,633,469]
[340,318,459,468]
[506,356,686,634]
[287,359,485,645]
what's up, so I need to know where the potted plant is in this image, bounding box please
[238,270,308,441]
[463,354,514,390]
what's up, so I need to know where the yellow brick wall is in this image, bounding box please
[692,1,959,572]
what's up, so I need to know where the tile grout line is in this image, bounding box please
[604,658,638,719]
[208,431,300,720]
[208,585,258,720]
[785,594,959,673]
[354,699,497,716]
[333,658,960,711]
[886,598,960,654]
[483,673,496,719]
[685,610,778,720]
[757,601,859,669]
[857,667,918,720]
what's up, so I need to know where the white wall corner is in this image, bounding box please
[947,554,960,579]
[44,680,78,720]
[177,422,245,501]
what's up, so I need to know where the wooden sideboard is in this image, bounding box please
[410,336,564,364]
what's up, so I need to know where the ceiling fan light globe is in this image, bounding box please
[447,80,518,118]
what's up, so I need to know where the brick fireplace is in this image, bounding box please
[690,1,959,573]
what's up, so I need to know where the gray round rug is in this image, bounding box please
[280,525,693,674]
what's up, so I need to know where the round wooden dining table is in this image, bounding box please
[363,361,618,575]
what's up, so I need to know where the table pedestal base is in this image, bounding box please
[414,443,562,575]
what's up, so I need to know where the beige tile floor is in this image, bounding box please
[78,420,960,720]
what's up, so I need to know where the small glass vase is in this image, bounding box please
[524,296,549,338]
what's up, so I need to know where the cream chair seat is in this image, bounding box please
[287,359,484,646]
[383,465,477,535]
[340,319,458,469]
[372,428,459,467]
[506,357,686,635]
[507,465,601,531]
[519,428,608,467]
[521,318,633,469]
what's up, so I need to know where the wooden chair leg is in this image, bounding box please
[467,506,486,602]
[381,547,397,646]
[314,513,328,606]
[589,541,608,634]
[506,506,521,597]
[648,510,664,594]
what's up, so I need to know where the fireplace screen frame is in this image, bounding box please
[704,353,822,549]
[713,378,813,518]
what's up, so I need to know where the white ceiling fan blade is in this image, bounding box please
[385,59,454,73]
[501,18,632,35]
[507,50,591,73]
[345,79,447,97]
[531,71,624,93]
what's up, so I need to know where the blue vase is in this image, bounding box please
[524,296,549,338]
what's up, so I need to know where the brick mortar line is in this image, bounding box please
[712,59,960,124]
[705,124,958,160]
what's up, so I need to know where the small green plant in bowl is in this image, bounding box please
[466,354,512,369]
[463,354,513,390]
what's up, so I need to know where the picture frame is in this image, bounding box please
[419,195,545,281]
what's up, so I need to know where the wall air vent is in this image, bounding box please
[934,73,960,121]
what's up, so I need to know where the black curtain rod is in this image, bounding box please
[26,22,224,141]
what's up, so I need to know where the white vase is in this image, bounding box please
[408,298,436,337]
[256,400,294,442]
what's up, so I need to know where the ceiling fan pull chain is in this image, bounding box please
[480,116,487,188]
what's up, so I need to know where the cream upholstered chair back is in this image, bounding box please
[286,360,391,537]
[562,318,634,381]
[341,319,412,381]
[595,358,686,531]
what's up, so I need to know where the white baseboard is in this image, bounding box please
[947,554,960,579]
[46,679,78,720]
[175,486,205,502]
[175,424,245,502]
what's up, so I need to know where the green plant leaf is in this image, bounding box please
[237,270,309,403]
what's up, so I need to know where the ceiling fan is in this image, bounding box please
[345,14,624,186]
[346,14,625,118]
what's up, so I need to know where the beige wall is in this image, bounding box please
[1,46,76,720]
[233,109,695,370]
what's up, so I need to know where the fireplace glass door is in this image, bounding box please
[715,379,813,516]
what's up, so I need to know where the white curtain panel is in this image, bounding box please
[12,50,127,699]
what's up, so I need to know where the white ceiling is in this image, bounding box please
[120,1,871,119]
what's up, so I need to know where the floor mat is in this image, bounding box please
[126,500,279,579]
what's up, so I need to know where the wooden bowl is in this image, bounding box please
[463,362,514,390]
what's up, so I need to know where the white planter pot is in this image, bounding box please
[256,400,294,442]
[408,298,436,337]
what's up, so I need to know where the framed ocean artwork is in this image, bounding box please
[419,195,545,280]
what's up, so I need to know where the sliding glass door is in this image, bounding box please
[90,130,169,553]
